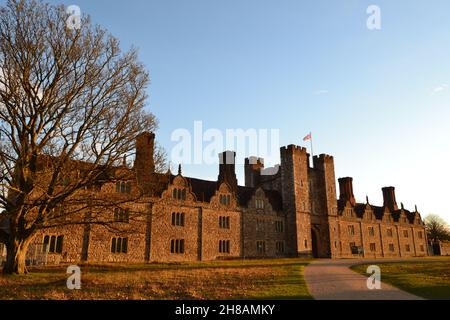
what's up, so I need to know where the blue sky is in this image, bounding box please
[11,0,450,221]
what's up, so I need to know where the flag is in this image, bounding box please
[303,133,312,142]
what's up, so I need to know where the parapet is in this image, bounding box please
[280,145,308,155]
[313,154,334,170]
[315,154,334,161]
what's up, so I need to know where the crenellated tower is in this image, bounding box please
[280,145,312,257]
[311,154,338,258]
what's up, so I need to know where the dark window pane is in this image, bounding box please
[180,240,185,253]
[56,236,64,254]
[170,240,175,253]
[111,238,116,253]
[117,238,122,253]
[172,213,175,225]
[122,238,128,253]
[50,236,56,253]
[43,235,50,252]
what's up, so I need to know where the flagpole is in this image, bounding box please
[309,132,314,159]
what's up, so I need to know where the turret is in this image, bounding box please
[280,145,312,257]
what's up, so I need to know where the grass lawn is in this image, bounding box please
[0,258,312,300]
[352,259,450,300]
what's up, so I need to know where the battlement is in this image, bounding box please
[312,154,334,171]
[314,154,334,161]
[281,144,308,154]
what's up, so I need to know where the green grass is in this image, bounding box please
[352,260,450,300]
[0,258,312,300]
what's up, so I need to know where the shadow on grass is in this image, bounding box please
[0,258,312,300]
[28,260,310,275]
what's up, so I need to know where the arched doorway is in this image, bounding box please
[311,228,319,258]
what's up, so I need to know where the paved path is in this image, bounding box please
[304,259,424,300]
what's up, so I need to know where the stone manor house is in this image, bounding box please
[24,132,428,264]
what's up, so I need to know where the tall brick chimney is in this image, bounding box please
[218,151,237,191]
[244,157,264,188]
[134,132,155,178]
[338,177,356,206]
[382,187,398,211]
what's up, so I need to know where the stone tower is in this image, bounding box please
[311,154,338,258]
[280,145,312,257]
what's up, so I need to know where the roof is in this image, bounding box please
[184,177,283,210]
[340,201,420,223]
[36,154,284,209]
[186,177,217,202]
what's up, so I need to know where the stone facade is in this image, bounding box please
[28,133,428,264]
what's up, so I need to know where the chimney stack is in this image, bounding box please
[218,151,237,191]
[338,177,356,206]
[134,132,155,177]
[382,187,398,211]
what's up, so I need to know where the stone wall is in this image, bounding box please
[334,210,427,258]
[242,188,287,258]
[21,136,429,265]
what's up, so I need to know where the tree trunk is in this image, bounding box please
[2,238,31,275]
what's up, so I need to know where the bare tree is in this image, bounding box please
[425,214,450,242]
[0,0,164,274]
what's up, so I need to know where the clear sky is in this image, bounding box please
[9,0,450,222]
